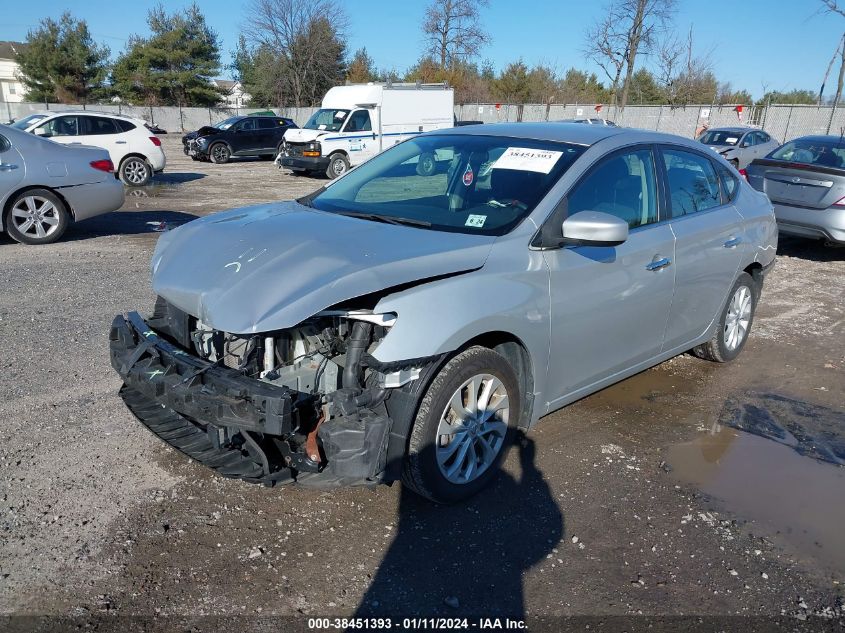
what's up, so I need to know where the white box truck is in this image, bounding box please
[277,83,454,179]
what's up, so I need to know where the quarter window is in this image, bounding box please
[662,149,722,216]
[566,148,658,228]
[718,165,739,203]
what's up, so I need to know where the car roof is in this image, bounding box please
[705,126,755,133]
[24,110,142,122]
[434,122,625,146]
[431,121,710,149]
[793,135,845,144]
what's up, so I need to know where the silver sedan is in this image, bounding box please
[0,124,124,245]
[111,122,777,503]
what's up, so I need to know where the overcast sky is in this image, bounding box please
[1,0,841,100]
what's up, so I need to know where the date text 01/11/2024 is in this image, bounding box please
[306,617,527,630]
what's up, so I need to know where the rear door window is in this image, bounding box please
[566,147,658,228]
[256,118,277,130]
[662,148,722,216]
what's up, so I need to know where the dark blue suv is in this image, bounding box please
[182,115,297,164]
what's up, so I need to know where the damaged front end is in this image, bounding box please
[109,297,437,487]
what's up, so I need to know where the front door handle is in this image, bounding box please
[115,140,127,144]
[646,257,671,271]
[0,163,19,171]
[724,237,742,248]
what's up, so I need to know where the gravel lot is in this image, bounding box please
[1,137,844,631]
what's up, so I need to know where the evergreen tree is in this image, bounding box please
[16,12,110,103]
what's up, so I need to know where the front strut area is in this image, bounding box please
[109,311,393,487]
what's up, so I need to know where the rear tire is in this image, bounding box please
[403,346,519,503]
[693,272,757,362]
[119,156,152,186]
[4,188,70,245]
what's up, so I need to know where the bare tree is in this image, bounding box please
[655,25,714,106]
[819,1,845,104]
[584,0,675,109]
[243,0,348,106]
[423,0,490,69]
[583,13,626,103]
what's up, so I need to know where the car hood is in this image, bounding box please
[284,128,330,143]
[151,201,496,334]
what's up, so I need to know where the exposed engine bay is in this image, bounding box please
[110,296,437,487]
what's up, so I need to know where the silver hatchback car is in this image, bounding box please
[698,127,780,169]
[110,123,777,502]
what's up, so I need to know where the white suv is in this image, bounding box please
[12,111,166,186]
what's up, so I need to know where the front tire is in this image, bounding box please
[4,188,70,245]
[119,157,152,186]
[326,153,350,179]
[693,272,757,362]
[403,346,519,503]
[209,143,231,164]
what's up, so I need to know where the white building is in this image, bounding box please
[214,79,251,108]
[0,42,26,103]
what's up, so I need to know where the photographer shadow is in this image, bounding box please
[356,435,563,619]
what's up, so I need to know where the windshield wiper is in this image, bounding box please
[336,211,431,228]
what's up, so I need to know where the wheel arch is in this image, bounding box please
[2,185,75,231]
[118,152,151,169]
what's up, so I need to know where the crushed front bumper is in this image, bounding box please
[110,312,294,436]
[109,312,394,487]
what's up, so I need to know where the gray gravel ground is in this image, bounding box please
[1,137,843,631]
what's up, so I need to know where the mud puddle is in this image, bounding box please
[668,393,845,577]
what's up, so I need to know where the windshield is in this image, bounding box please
[213,117,240,130]
[11,114,48,130]
[769,138,845,168]
[303,109,350,132]
[700,130,743,146]
[309,134,585,236]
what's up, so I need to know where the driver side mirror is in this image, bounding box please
[561,211,629,247]
[33,127,48,137]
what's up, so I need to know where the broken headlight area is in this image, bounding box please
[109,297,428,487]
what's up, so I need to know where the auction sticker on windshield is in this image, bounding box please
[493,147,563,173]
[465,214,486,227]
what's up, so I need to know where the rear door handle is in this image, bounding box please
[115,140,127,144]
[0,163,19,171]
[646,257,671,271]
[724,237,742,248]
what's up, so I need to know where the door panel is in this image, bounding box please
[544,226,676,405]
[543,146,675,406]
[660,146,745,350]
[0,138,24,199]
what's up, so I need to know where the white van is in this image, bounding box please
[277,83,454,179]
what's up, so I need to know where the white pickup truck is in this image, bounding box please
[277,83,454,179]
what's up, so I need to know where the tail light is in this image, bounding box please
[90,159,115,173]
[739,168,748,181]
[149,136,162,147]
[833,196,845,208]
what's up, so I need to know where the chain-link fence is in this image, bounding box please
[4,100,842,142]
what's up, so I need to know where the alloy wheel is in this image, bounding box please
[435,373,509,484]
[122,158,149,185]
[10,195,61,240]
[724,285,752,351]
